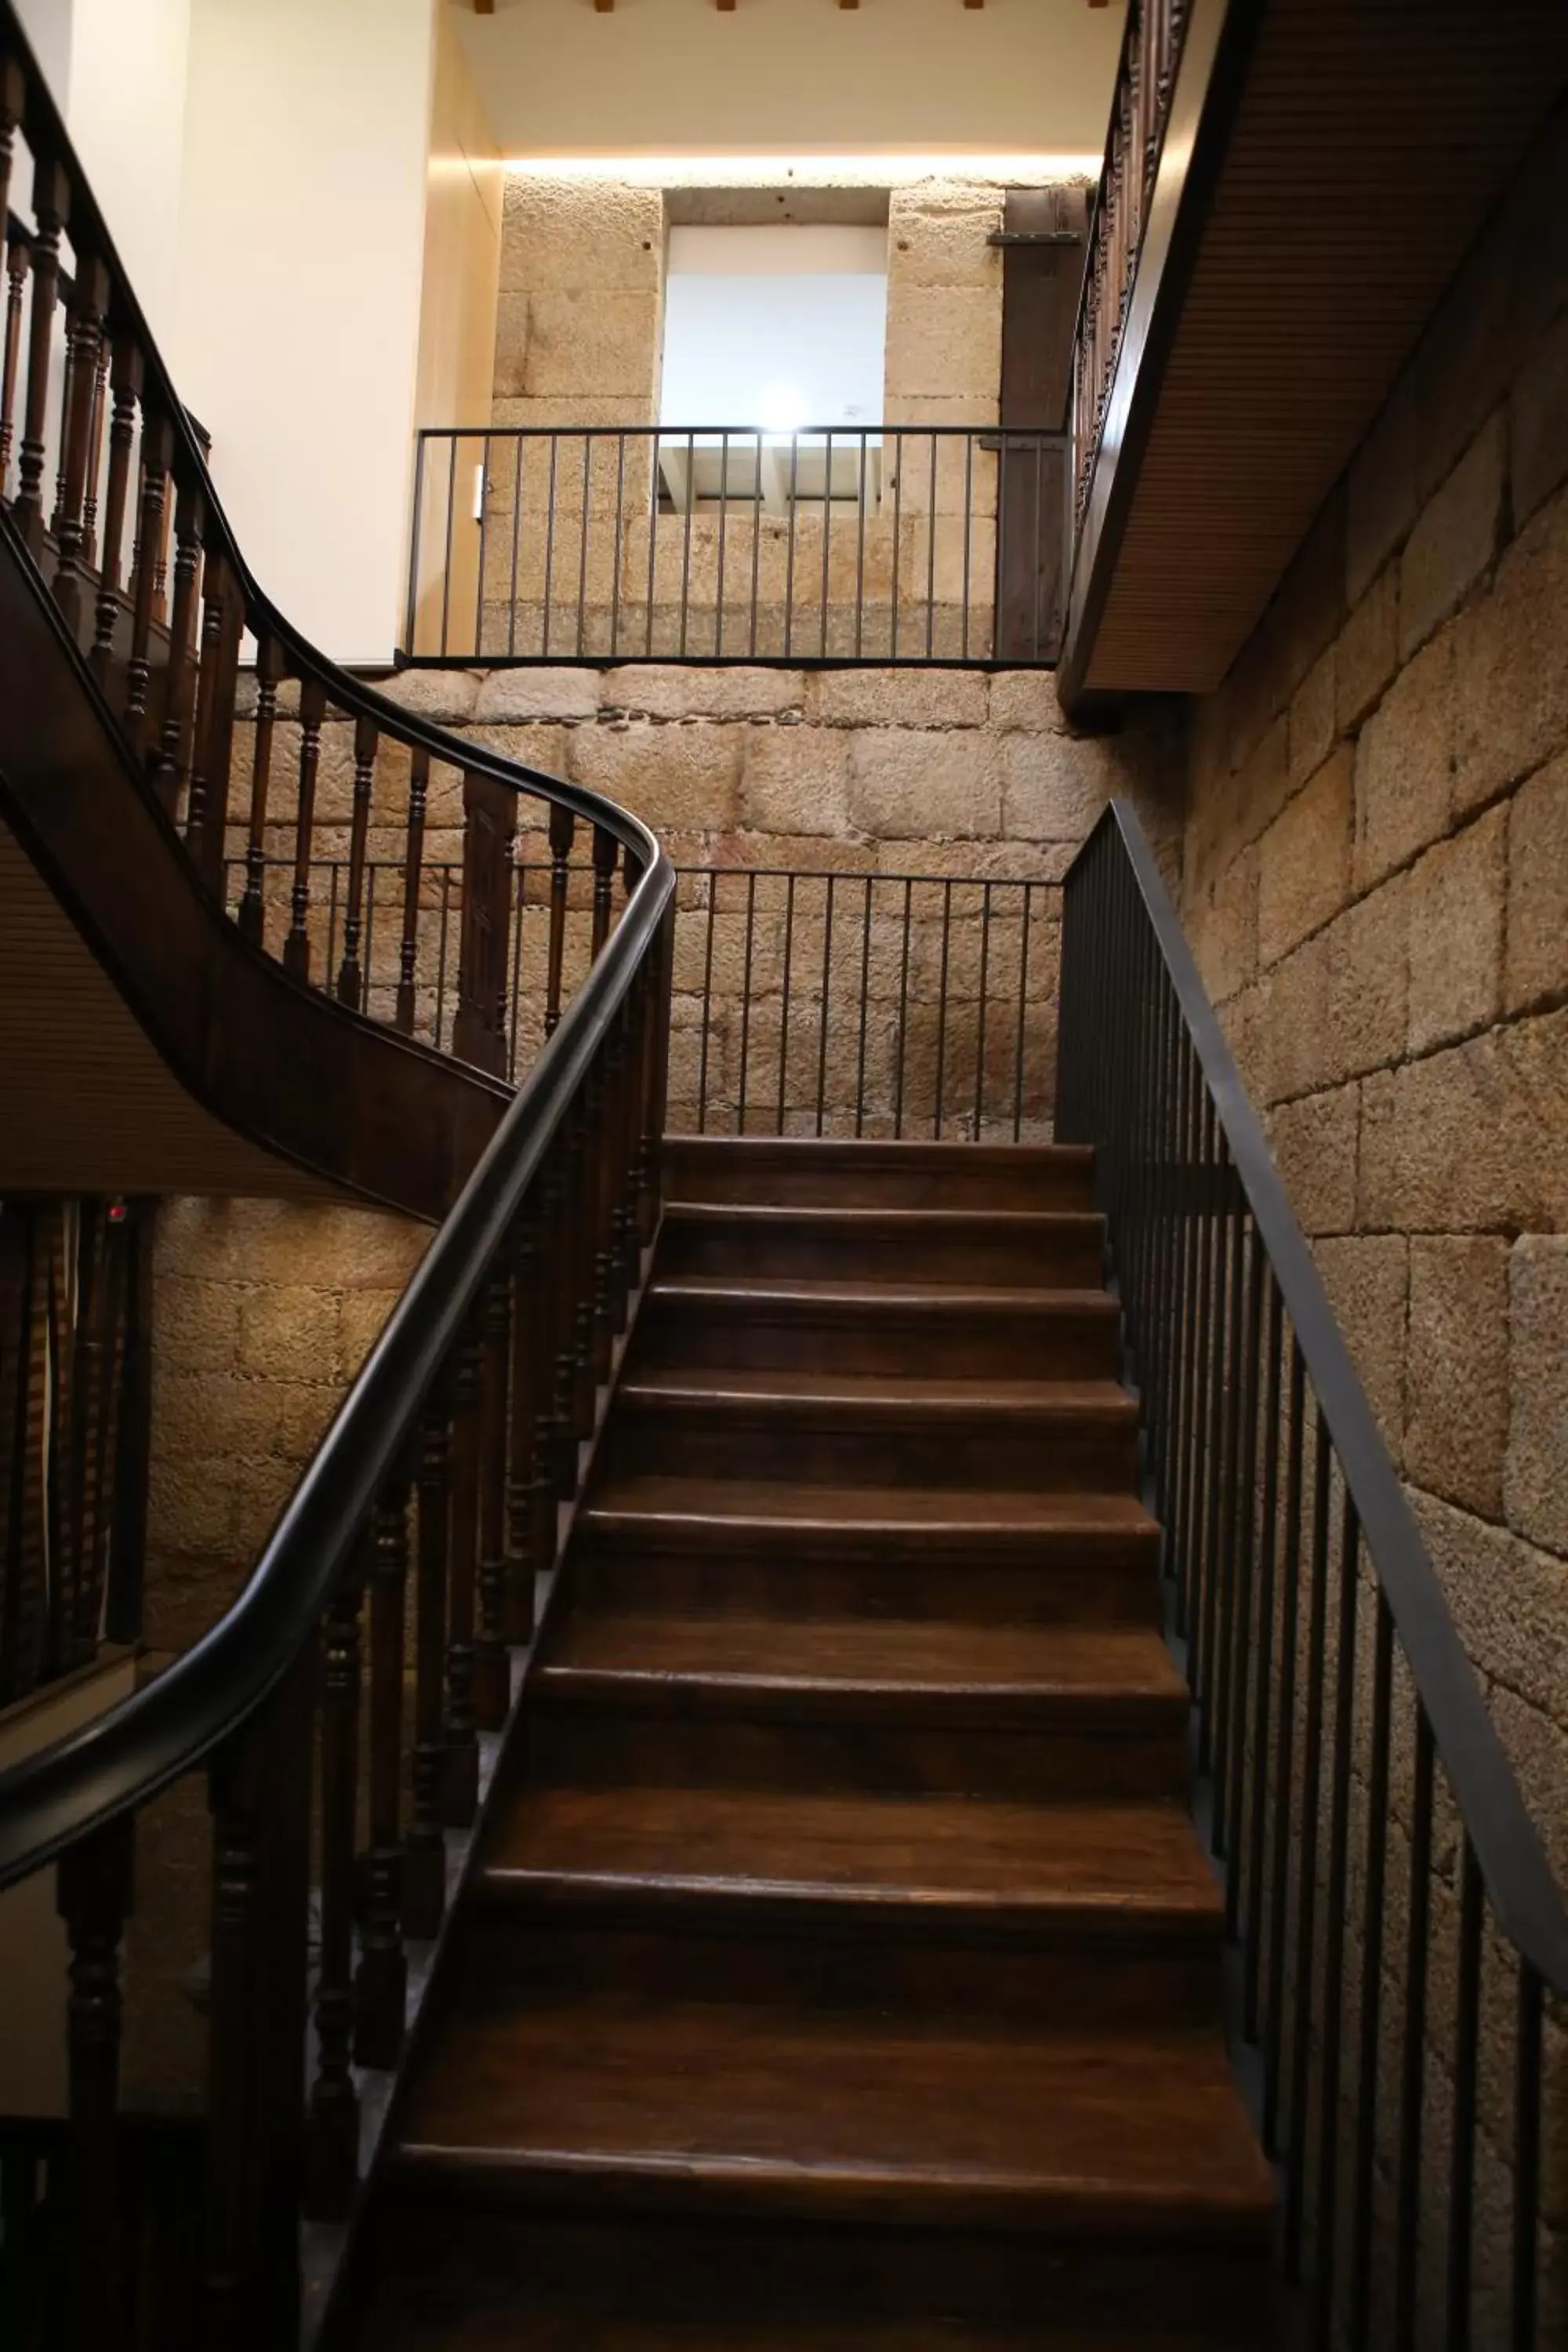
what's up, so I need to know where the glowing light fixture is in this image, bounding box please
[755,382,809,435]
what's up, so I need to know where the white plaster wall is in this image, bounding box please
[173,0,440,665]
[66,0,191,347]
[11,0,73,112]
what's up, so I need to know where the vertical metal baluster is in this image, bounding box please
[1446,1838,1483,2351]
[645,430,660,659]
[962,431,974,659]
[507,433,523,659]
[997,432,1011,662]
[736,869,757,1137]
[1512,1963,1544,2351]
[440,435,457,659]
[715,427,729,657]
[542,434,559,660]
[1348,1587,1393,2350]
[819,428,833,658]
[1394,1705,1435,2350]
[973,880,993,1139]
[697,874,717,1134]
[1012,883,1032,1142]
[1284,1406,1333,2278]
[1211,1203,1253,1848]
[1032,433,1045,658]
[507,864,525,1081]
[1264,1338,1306,2152]
[895,877,913,1139]
[405,434,426,655]
[1313,1486,1361,2336]
[783,433,800,659]
[933,879,953,1141]
[890,429,903,661]
[575,432,592,659]
[816,874,836,1138]
[474,432,490,659]
[749,429,764,659]
[1243,1272,1283,2034]
[855,429,867,659]
[434,868,452,1050]
[679,429,695,658]
[854,876,873,1138]
[610,433,625,659]
[777,871,796,1136]
[925,432,938,659]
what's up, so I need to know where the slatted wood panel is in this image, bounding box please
[1084,0,1568,694]
[0,824,344,1200]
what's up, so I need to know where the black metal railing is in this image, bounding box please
[232,855,1060,1144]
[1057,800,1568,2352]
[402,425,1066,670]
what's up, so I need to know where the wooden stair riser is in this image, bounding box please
[462,1911,1223,2029]
[659,1210,1106,1287]
[603,1395,1139,1492]
[662,1140,1098,1213]
[572,1540,1163,1627]
[522,1708,1189,1802]
[361,2202,1277,2347]
[631,1291,1123,1381]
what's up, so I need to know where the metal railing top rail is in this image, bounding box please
[0,0,675,1889]
[414,423,1069,441]
[1071,799,1568,1994]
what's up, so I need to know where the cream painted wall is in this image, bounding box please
[411,4,504,650]
[456,0,1123,163]
[67,0,191,347]
[173,0,441,665]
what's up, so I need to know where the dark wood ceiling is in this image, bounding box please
[1065,0,1568,699]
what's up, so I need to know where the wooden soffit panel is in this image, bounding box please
[1073,0,1568,699]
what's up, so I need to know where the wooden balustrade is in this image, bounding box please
[0,9,677,2342]
[1069,0,1191,529]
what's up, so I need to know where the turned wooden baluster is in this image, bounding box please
[615,848,646,1309]
[285,677,328,982]
[552,1101,590,1494]
[575,1054,608,1422]
[0,58,20,277]
[89,337,143,682]
[544,802,575,1034]
[13,154,67,553]
[590,822,618,961]
[56,1815,135,2352]
[442,1322,482,1828]
[355,1478,409,2067]
[305,1562,361,2218]
[205,1708,267,2346]
[591,1016,625,1384]
[452,768,517,1074]
[532,1146,568,1582]
[474,1269,514,1730]
[187,541,245,895]
[238,635,284,946]
[506,1207,543,1646]
[637,904,675,1243]
[0,231,27,499]
[122,413,172,757]
[153,471,205,818]
[52,253,108,637]
[82,332,110,566]
[405,1385,452,1939]
[335,711,378,1008]
[394,746,430,1034]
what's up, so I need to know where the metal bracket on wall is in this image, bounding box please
[987,230,1087,247]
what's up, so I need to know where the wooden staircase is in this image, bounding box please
[354,1138,1276,2349]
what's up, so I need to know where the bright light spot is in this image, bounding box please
[755,382,808,435]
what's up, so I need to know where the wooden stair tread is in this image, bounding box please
[373,2311,1250,2351]
[619,1370,1134,1418]
[583,1476,1160,1547]
[648,1276,1117,1312]
[395,1998,1274,2237]
[539,1613,1185,1719]
[666,1202,1102,1235]
[480,1786,1222,1933]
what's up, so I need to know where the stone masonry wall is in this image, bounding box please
[125,1195,427,2110]
[423,662,1182,1140]
[1181,103,1568,1871]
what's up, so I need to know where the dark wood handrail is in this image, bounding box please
[1060,798,1568,1995]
